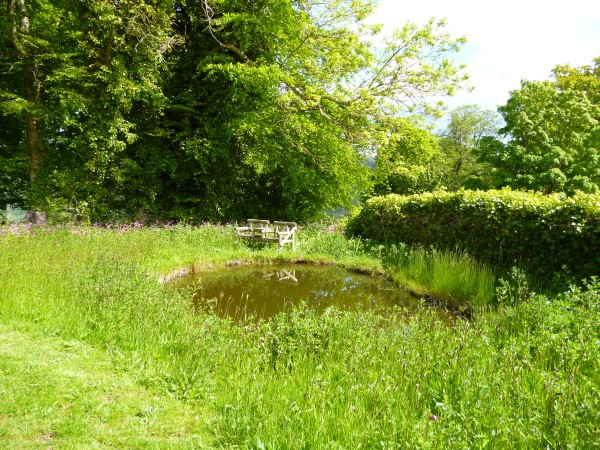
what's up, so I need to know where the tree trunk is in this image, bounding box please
[24,64,42,186]
[24,64,46,222]
[8,0,46,219]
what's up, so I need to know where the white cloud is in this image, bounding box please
[371,0,600,113]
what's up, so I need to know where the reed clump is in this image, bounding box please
[381,243,497,310]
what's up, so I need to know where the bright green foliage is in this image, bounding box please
[1,0,52,208]
[367,105,503,199]
[0,0,175,217]
[437,105,502,190]
[553,56,600,107]
[1,0,468,221]
[370,117,442,196]
[46,1,175,216]
[139,0,468,221]
[381,243,496,309]
[347,189,600,281]
[479,80,600,194]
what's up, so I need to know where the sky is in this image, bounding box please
[373,0,600,114]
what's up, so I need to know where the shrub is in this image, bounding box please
[346,189,600,281]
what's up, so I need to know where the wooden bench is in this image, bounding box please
[236,219,298,250]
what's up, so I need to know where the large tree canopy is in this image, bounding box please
[1,0,175,219]
[479,79,600,194]
[553,57,600,107]
[1,0,469,222]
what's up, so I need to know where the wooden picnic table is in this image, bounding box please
[236,219,298,250]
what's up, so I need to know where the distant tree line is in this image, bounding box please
[372,58,600,197]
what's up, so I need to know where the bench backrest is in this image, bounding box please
[246,219,270,229]
[273,221,297,232]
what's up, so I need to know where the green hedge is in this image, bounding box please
[347,189,600,280]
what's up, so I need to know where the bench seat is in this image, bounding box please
[236,219,297,250]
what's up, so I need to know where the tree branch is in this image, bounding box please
[200,0,252,65]
[284,81,352,107]
[219,42,251,64]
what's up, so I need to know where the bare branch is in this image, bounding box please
[219,42,251,65]
[199,0,252,64]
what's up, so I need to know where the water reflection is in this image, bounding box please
[185,265,422,321]
[262,270,298,282]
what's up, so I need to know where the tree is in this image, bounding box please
[2,0,469,222]
[2,0,45,214]
[1,0,175,218]
[0,112,27,206]
[553,57,600,106]
[0,7,28,208]
[436,105,502,190]
[370,117,441,196]
[141,0,469,221]
[479,80,600,194]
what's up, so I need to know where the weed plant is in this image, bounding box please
[1,223,599,448]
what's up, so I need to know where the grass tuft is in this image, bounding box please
[382,243,497,309]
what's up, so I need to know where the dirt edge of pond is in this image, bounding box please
[158,257,385,284]
[158,267,193,284]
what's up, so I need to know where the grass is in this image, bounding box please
[381,244,497,310]
[1,222,599,448]
[0,325,209,449]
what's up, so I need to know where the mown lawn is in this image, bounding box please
[0,325,209,449]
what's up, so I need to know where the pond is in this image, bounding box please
[182,264,428,321]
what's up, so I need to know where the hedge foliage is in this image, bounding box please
[347,189,600,280]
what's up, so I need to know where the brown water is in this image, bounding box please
[185,264,420,321]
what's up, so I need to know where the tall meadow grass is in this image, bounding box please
[1,222,598,447]
[382,243,497,310]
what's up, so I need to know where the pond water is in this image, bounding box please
[184,264,422,321]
